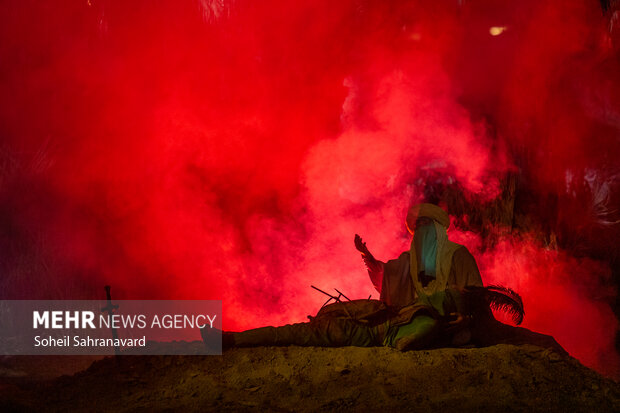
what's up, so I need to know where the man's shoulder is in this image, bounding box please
[452,244,476,262]
[397,251,410,259]
[450,244,481,279]
[385,251,410,266]
[451,244,475,260]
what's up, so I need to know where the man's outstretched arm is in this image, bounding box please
[354,234,384,293]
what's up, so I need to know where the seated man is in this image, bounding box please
[355,203,483,308]
[354,203,566,354]
[204,286,524,352]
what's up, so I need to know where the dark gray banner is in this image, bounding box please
[0,300,222,355]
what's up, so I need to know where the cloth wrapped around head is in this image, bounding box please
[407,203,460,296]
[406,203,450,233]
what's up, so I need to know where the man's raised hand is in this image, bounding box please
[355,234,376,263]
[354,234,370,256]
[355,234,383,275]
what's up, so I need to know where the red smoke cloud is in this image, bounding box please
[449,229,619,378]
[1,1,618,376]
[478,235,618,377]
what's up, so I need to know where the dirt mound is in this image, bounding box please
[1,344,618,412]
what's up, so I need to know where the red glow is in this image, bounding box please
[0,1,618,376]
[462,232,618,377]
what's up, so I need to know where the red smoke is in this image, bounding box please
[451,230,619,377]
[1,1,619,376]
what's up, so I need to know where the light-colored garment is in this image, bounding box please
[371,242,482,307]
[367,203,483,307]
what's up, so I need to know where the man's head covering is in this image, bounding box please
[406,203,450,233]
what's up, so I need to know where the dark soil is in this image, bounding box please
[0,344,618,412]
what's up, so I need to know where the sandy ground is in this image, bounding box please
[0,343,618,412]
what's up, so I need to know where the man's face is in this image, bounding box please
[414,217,434,231]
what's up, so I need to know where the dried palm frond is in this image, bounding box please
[465,285,524,325]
